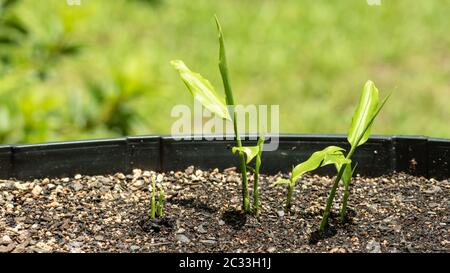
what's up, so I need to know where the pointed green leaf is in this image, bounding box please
[171,60,231,120]
[214,15,235,107]
[335,163,354,187]
[342,164,351,187]
[232,145,260,164]
[292,146,351,183]
[272,178,290,187]
[354,93,391,148]
[348,80,379,148]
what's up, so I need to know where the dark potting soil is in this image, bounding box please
[0,167,448,253]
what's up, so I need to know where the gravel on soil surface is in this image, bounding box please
[0,167,448,253]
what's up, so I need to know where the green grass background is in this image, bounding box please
[1,0,449,143]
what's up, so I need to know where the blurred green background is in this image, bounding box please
[1,0,449,144]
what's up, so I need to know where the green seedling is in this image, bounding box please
[150,176,156,219]
[273,146,351,213]
[157,186,164,218]
[319,80,390,231]
[232,134,265,216]
[150,175,164,219]
[171,16,262,213]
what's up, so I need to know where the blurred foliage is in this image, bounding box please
[0,0,152,143]
[0,0,449,144]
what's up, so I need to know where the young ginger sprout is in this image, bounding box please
[150,175,156,219]
[319,80,390,231]
[171,16,264,213]
[150,174,164,219]
[157,186,164,217]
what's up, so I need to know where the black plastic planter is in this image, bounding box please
[0,134,448,180]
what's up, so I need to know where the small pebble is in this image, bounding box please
[197,224,207,234]
[267,247,276,253]
[130,245,140,251]
[176,228,185,234]
[1,235,12,245]
[176,234,190,244]
[366,239,382,253]
[277,210,285,217]
[32,185,43,197]
[72,182,83,192]
[200,240,216,245]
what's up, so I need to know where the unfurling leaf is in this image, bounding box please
[347,80,379,148]
[292,146,351,183]
[356,93,391,147]
[232,145,260,164]
[340,163,358,187]
[171,60,231,120]
[272,178,290,187]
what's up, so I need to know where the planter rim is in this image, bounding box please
[0,134,448,180]
[3,133,449,147]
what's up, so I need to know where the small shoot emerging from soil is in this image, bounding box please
[150,176,156,219]
[319,80,390,232]
[157,185,164,218]
[232,134,265,216]
[273,146,350,213]
[171,16,264,214]
[150,175,164,219]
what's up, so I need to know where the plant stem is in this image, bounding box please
[253,151,262,216]
[150,177,156,219]
[157,186,164,217]
[319,147,356,231]
[237,140,250,212]
[319,166,344,231]
[340,180,350,221]
[286,181,294,213]
[253,171,260,216]
[232,112,250,212]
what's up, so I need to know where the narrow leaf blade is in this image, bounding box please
[171,60,230,120]
[334,161,358,189]
[348,80,379,147]
[214,15,235,107]
[340,164,352,187]
[354,93,391,147]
